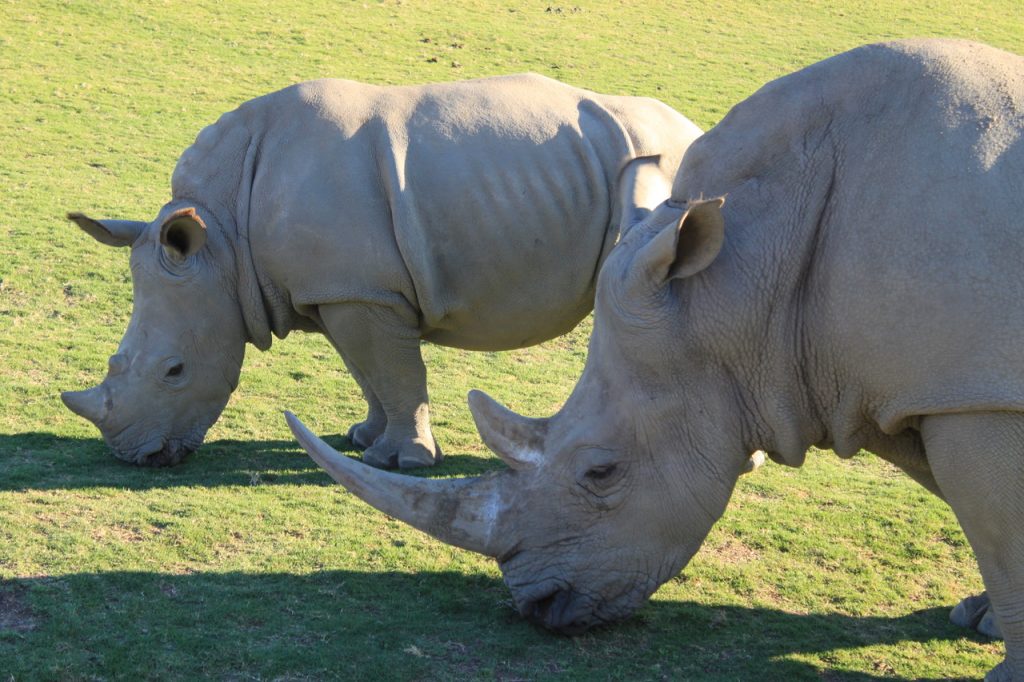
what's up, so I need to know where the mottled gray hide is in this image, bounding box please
[63,74,701,467]
[290,40,1024,680]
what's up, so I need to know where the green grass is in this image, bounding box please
[2,0,1021,678]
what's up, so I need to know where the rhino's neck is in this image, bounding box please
[683,184,834,469]
[234,210,276,351]
[173,116,280,350]
[231,196,302,347]
[171,196,276,351]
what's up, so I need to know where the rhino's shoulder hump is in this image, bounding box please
[288,78,384,108]
[673,38,1024,200]
[172,105,256,205]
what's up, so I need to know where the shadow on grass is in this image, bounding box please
[0,432,504,491]
[0,569,990,680]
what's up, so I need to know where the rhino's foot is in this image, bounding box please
[362,436,442,470]
[951,591,1003,639]
[347,420,385,450]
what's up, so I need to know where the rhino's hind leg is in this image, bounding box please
[921,412,1024,680]
[319,302,440,470]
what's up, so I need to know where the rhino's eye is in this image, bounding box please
[165,363,184,378]
[574,448,626,501]
[586,464,617,481]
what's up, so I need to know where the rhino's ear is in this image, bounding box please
[67,213,147,248]
[467,390,549,471]
[635,197,726,284]
[159,207,207,260]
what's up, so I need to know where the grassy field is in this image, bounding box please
[2,0,1023,679]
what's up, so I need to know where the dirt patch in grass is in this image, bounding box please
[0,583,39,632]
[704,536,761,564]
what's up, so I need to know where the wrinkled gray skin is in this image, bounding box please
[288,40,1024,680]
[63,74,701,468]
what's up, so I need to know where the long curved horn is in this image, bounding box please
[285,412,509,558]
[61,385,110,426]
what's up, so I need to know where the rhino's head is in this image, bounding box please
[62,205,247,466]
[288,199,753,632]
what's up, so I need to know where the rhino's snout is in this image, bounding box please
[62,382,202,467]
[61,385,112,426]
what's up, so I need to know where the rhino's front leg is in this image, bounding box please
[319,302,441,469]
[873,444,1005,641]
[922,412,1024,681]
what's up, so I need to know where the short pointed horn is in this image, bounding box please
[467,390,548,470]
[61,385,110,426]
[285,411,508,558]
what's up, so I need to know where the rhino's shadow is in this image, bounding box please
[0,435,994,677]
[0,568,989,680]
[0,432,502,491]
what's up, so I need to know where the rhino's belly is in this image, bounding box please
[420,291,594,351]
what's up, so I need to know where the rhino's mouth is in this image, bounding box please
[136,442,196,467]
[520,585,603,635]
[108,431,205,467]
[505,556,666,635]
[505,574,607,635]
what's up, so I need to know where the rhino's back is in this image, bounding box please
[240,75,690,349]
[378,76,692,348]
[679,39,1024,445]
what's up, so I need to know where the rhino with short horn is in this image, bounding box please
[63,74,701,467]
[288,40,1024,680]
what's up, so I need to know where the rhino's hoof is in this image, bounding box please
[977,608,1003,639]
[361,436,441,470]
[347,420,385,450]
[951,592,1002,639]
[398,439,442,470]
[362,441,398,468]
